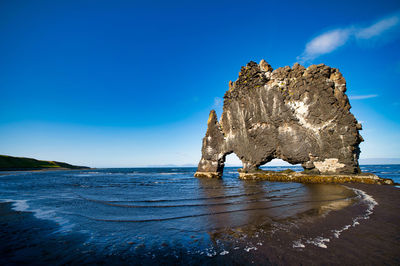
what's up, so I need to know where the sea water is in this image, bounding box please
[0,165,398,263]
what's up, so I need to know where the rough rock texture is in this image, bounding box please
[239,171,394,185]
[195,60,364,178]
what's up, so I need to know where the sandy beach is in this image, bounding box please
[247,183,400,265]
[185,183,400,265]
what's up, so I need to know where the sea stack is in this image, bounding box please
[195,60,365,179]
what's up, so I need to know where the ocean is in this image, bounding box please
[0,165,399,264]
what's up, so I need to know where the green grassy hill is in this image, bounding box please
[0,155,90,171]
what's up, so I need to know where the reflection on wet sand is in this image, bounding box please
[197,178,231,231]
[302,184,356,214]
[238,181,274,227]
[196,178,289,243]
[196,178,357,244]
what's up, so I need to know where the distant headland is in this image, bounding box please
[0,155,90,171]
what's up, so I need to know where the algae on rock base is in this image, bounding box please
[238,170,394,185]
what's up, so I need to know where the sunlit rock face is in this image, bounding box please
[195,60,363,177]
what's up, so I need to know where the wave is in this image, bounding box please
[75,187,299,204]
[331,187,377,238]
[77,193,351,210]
[1,199,29,212]
[76,194,278,208]
[158,173,181,175]
[0,198,75,233]
[292,187,378,249]
[76,191,266,203]
[77,202,303,223]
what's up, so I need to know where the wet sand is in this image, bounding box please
[246,183,400,265]
[197,184,400,265]
[0,184,399,265]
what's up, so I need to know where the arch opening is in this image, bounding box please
[224,153,242,168]
[259,159,302,172]
[220,152,242,177]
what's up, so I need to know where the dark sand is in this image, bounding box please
[247,184,400,265]
[0,184,399,265]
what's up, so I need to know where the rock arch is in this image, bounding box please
[194,60,363,178]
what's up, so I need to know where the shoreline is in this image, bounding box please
[247,183,400,265]
[0,182,398,264]
[0,167,92,173]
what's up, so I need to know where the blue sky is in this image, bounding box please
[1,0,400,167]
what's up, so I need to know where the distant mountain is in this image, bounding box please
[0,155,90,171]
[359,158,400,165]
[144,164,197,168]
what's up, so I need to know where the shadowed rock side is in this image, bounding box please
[195,60,364,178]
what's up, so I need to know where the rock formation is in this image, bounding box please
[195,60,364,178]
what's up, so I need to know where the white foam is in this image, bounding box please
[33,209,75,233]
[73,172,104,176]
[219,250,229,255]
[292,240,305,248]
[206,250,217,257]
[158,173,179,175]
[0,198,74,233]
[1,199,29,212]
[244,246,257,252]
[331,187,378,238]
[293,187,378,249]
[306,237,330,248]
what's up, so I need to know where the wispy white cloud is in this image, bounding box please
[356,16,399,39]
[348,94,378,100]
[301,29,352,62]
[298,12,400,62]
